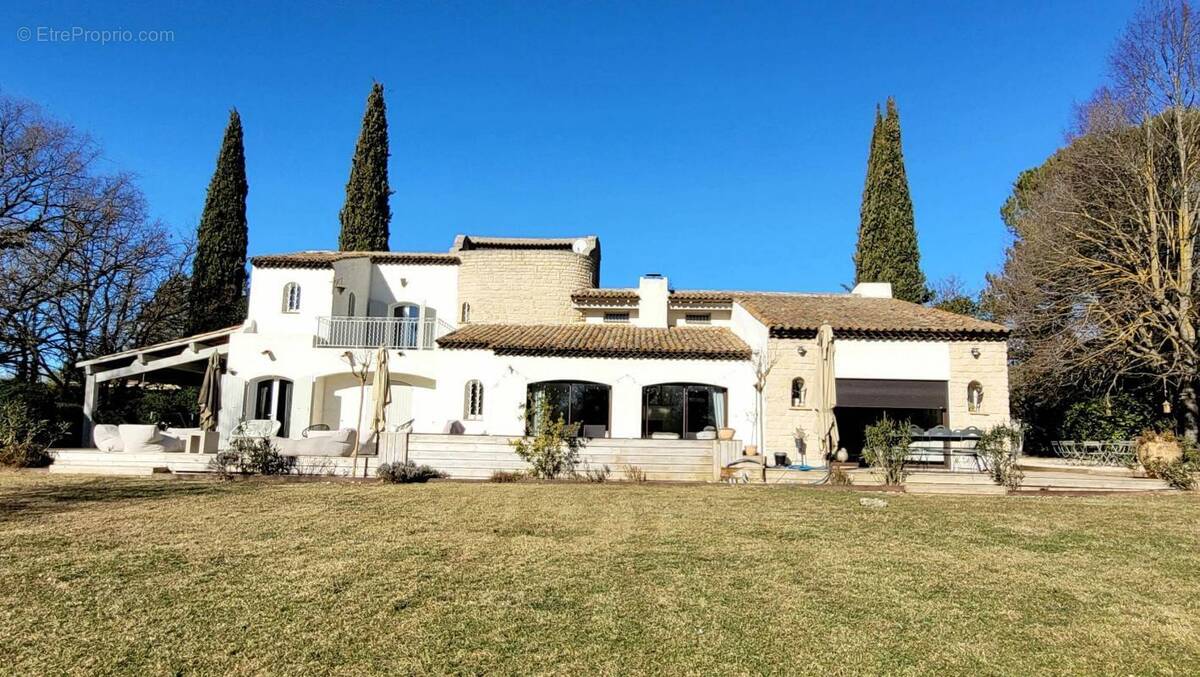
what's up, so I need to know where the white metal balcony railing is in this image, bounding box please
[315,316,455,350]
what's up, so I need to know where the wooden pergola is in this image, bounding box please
[75,326,238,444]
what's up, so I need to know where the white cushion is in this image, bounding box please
[93,424,123,452]
[118,424,160,451]
[117,424,184,453]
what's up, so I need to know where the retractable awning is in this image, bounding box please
[835,378,948,410]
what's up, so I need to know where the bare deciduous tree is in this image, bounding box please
[990,0,1200,440]
[0,93,190,397]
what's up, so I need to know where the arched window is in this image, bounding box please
[347,292,356,317]
[461,302,471,323]
[967,381,984,413]
[282,282,301,313]
[791,378,807,407]
[464,380,484,420]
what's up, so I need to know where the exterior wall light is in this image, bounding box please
[797,345,807,356]
[970,346,981,359]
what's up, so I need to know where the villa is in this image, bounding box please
[70,234,1010,479]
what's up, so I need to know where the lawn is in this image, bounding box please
[1,473,1198,675]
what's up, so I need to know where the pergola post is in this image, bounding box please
[81,374,99,447]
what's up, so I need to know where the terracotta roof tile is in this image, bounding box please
[438,323,751,360]
[571,288,734,303]
[251,251,460,269]
[734,293,1008,339]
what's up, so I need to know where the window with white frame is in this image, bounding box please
[791,377,807,407]
[685,313,711,325]
[282,282,301,313]
[603,312,630,323]
[464,380,484,420]
[967,381,984,413]
[461,302,471,323]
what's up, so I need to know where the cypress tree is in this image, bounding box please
[853,98,930,304]
[338,82,391,251]
[188,109,248,334]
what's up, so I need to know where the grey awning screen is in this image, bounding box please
[835,379,949,410]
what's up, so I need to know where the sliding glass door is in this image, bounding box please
[526,381,611,437]
[642,383,726,439]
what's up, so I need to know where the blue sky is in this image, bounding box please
[2,1,1135,294]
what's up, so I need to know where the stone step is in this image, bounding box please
[906,483,1007,495]
[49,464,163,476]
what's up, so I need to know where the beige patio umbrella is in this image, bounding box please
[365,345,391,460]
[197,352,221,432]
[815,322,840,460]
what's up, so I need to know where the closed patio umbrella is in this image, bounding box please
[365,345,391,460]
[815,323,840,459]
[197,352,221,432]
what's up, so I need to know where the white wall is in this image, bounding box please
[247,266,335,336]
[729,302,769,354]
[430,350,757,440]
[369,264,459,323]
[331,258,371,317]
[667,308,732,327]
[834,339,950,381]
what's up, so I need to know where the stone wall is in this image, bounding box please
[762,337,821,460]
[947,341,1010,430]
[760,337,1011,459]
[456,249,598,325]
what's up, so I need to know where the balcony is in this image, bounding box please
[315,316,456,350]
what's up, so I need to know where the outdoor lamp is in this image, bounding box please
[970,347,981,358]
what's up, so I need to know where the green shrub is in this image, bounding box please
[976,424,1025,490]
[490,470,524,483]
[235,437,292,475]
[828,465,854,486]
[208,438,292,477]
[510,399,581,479]
[1060,393,1158,441]
[1142,458,1196,491]
[862,416,911,485]
[622,464,647,483]
[208,450,242,480]
[0,398,66,468]
[377,461,446,484]
[580,464,611,483]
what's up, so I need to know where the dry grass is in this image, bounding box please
[1,471,1198,675]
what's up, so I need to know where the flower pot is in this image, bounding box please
[835,448,849,463]
[717,427,735,441]
[743,444,758,456]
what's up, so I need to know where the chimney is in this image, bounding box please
[636,274,669,328]
[851,282,893,299]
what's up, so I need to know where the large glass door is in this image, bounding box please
[642,383,727,439]
[526,381,611,437]
[252,378,293,437]
[392,303,420,349]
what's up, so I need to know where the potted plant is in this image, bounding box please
[718,427,735,441]
[743,443,759,456]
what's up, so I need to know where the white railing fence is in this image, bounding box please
[315,316,455,350]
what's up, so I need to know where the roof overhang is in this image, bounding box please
[77,325,238,383]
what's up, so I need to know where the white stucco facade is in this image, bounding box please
[209,236,1010,458]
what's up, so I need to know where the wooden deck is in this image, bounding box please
[49,449,377,478]
[46,448,1176,493]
